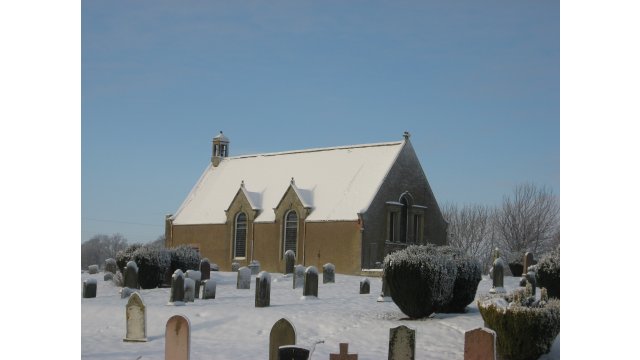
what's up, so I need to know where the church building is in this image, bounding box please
[165,131,448,275]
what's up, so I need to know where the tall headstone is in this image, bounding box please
[202,279,216,299]
[165,315,190,360]
[88,264,99,274]
[284,250,295,275]
[269,318,296,360]
[168,269,185,305]
[388,325,415,360]
[200,259,211,281]
[303,266,318,297]
[82,278,97,298]
[248,260,261,275]
[255,271,271,307]
[123,292,147,342]
[293,265,305,289]
[184,278,195,302]
[124,261,139,289]
[185,270,201,299]
[237,266,251,289]
[360,278,370,294]
[377,273,392,302]
[489,257,506,294]
[105,258,117,274]
[330,343,358,360]
[279,345,310,360]
[523,252,534,273]
[323,263,335,284]
[464,327,496,360]
[231,261,240,272]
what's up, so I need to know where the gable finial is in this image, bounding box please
[241,180,245,188]
[290,177,295,185]
[403,131,411,140]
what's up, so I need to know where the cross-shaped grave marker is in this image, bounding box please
[329,343,358,360]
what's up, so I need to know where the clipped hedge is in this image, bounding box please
[478,294,560,360]
[132,245,171,289]
[383,245,457,318]
[170,245,200,274]
[536,250,560,298]
[437,246,482,313]
[116,243,143,274]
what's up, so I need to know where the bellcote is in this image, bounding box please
[211,131,230,167]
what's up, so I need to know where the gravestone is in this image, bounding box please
[104,272,114,281]
[279,345,310,360]
[185,270,201,299]
[464,327,496,360]
[284,250,295,275]
[255,271,271,308]
[489,257,505,294]
[202,279,216,299]
[330,343,358,360]
[168,269,185,305]
[269,318,296,360]
[323,263,335,284]
[388,325,415,360]
[88,264,99,274]
[237,266,251,289]
[211,263,219,271]
[360,278,370,294]
[123,292,147,342]
[124,261,139,289]
[377,273,392,302]
[165,315,190,360]
[184,278,195,302]
[82,278,97,298]
[105,258,117,274]
[523,252,534,274]
[303,266,318,298]
[293,265,305,289]
[200,258,211,280]
[231,262,240,272]
[525,270,537,296]
[248,260,261,275]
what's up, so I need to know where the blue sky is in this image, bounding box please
[82,0,559,244]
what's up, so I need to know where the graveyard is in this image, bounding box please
[81,268,559,359]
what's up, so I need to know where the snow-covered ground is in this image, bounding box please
[81,271,559,359]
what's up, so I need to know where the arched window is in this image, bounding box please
[283,210,298,256]
[399,196,409,243]
[234,212,247,258]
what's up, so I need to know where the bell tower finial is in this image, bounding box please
[211,131,230,167]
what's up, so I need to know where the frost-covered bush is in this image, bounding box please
[116,243,143,274]
[435,246,483,313]
[383,245,457,319]
[132,245,171,289]
[169,245,200,274]
[111,271,124,287]
[478,292,560,360]
[536,249,560,298]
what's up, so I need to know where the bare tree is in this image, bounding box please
[493,184,560,261]
[442,203,495,272]
[81,233,129,270]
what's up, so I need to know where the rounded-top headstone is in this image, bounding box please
[284,250,295,275]
[200,259,211,280]
[322,263,335,284]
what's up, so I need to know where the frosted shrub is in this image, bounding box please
[116,243,143,274]
[170,245,200,274]
[133,245,171,289]
[435,246,482,313]
[536,249,560,298]
[478,292,560,360]
[383,245,457,318]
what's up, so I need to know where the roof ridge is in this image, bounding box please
[229,140,404,159]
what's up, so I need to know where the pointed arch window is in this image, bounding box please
[283,210,298,256]
[234,212,247,258]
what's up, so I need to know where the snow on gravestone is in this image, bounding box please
[124,261,139,289]
[168,270,185,305]
[293,265,305,289]
[464,327,496,360]
[202,279,216,299]
[255,271,271,308]
[184,278,195,302]
[329,343,358,360]
[269,318,296,360]
[284,250,295,275]
[104,258,117,274]
[165,315,190,360]
[123,292,147,342]
[388,325,415,360]
[323,263,335,284]
[489,257,506,294]
[248,260,261,275]
[360,278,370,294]
[185,270,201,299]
[199,258,211,281]
[82,278,97,298]
[302,266,318,298]
[237,266,251,289]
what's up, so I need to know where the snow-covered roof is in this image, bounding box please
[171,140,405,225]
